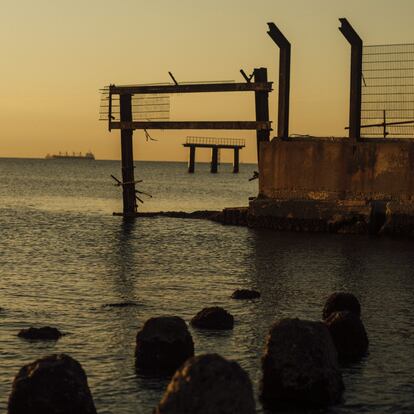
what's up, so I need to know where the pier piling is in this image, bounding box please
[120,94,137,216]
[254,68,270,163]
[211,147,219,173]
[233,147,240,173]
[188,146,196,173]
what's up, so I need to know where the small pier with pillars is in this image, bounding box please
[183,136,245,173]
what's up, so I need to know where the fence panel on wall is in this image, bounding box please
[362,43,414,138]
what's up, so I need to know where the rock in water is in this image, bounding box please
[231,289,261,300]
[103,301,141,308]
[325,311,369,362]
[155,354,255,414]
[8,354,97,414]
[18,326,63,340]
[261,318,343,408]
[323,292,361,319]
[190,307,234,330]
[135,316,194,374]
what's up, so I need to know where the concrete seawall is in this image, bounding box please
[259,137,414,201]
[246,137,414,237]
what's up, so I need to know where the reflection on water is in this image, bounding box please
[0,159,413,413]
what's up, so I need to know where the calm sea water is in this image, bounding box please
[0,158,413,414]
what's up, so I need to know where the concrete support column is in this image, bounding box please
[188,146,196,173]
[120,94,136,216]
[267,23,291,139]
[211,147,218,173]
[233,147,240,173]
[254,67,270,164]
[339,18,363,142]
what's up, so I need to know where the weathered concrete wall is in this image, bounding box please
[259,137,414,202]
[248,137,414,236]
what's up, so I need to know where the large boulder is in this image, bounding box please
[155,354,255,414]
[135,316,194,374]
[322,292,361,319]
[190,307,234,330]
[8,354,96,414]
[260,318,343,408]
[18,326,63,341]
[231,289,261,300]
[325,311,369,362]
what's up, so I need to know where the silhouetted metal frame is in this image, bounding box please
[111,121,271,131]
[111,78,272,215]
[339,18,363,142]
[110,82,272,95]
[109,82,272,132]
[267,22,291,139]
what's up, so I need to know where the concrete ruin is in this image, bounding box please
[101,18,414,237]
[249,137,414,236]
[247,19,414,237]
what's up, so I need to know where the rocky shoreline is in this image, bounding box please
[133,198,414,238]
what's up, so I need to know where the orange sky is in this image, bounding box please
[1,0,414,163]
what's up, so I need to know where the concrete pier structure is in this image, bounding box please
[183,137,246,174]
[248,136,414,236]
[102,75,271,215]
[245,19,414,237]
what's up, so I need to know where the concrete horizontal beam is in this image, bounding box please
[110,121,272,131]
[110,82,273,95]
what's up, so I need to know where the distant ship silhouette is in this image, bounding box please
[45,151,95,160]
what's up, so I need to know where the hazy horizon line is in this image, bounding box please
[0,156,257,165]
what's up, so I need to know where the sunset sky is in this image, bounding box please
[1,0,414,163]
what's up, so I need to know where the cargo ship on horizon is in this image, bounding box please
[45,151,95,160]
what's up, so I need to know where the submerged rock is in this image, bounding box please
[190,307,234,330]
[323,292,361,319]
[103,301,141,308]
[8,353,97,414]
[155,354,255,414]
[261,318,343,408]
[17,326,64,341]
[231,289,261,300]
[215,207,249,226]
[325,311,369,362]
[135,316,194,374]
